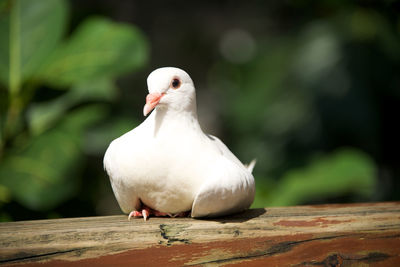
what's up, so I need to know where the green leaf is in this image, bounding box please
[0,0,68,86]
[265,148,377,207]
[0,105,107,211]
[27,79,117,135]
[35,17,149,87]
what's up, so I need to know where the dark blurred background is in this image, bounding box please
[0,0,399,221]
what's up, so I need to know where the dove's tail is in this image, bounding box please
[245,159,257,173]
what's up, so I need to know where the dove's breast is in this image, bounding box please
[104,128,214,214]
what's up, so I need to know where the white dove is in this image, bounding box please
[104,67,255,220]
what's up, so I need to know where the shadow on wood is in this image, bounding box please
[195,208,267,223]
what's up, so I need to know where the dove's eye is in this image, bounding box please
[171,78,181,89]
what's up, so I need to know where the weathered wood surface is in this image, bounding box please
[0,202,399,266]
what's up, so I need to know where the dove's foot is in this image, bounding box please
[127,204,190,221]
[128,207,151,221]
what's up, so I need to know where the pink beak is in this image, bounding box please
[143,92,164,116]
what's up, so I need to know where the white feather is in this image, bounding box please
[104,67,255,217]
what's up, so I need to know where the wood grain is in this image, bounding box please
[0,202,399,266]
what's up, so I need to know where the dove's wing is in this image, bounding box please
[191,135,255,218]
[191,158,255,217]
[206,134,256,173]
[206,135,244,166]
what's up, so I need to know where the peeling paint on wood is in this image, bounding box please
[0,202,399,266]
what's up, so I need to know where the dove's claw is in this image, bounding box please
[128,210,142,220]
[142,208,150,221]
[128,204,190,221]
[128,208,151,221]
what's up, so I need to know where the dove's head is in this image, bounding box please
[143,67,196,116]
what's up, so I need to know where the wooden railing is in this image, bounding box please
[0,202,399,266]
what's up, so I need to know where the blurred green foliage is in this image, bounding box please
[0,0,148,216]
[0,0,398,221]
[253,149,376,207]
[209,7,399,207]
